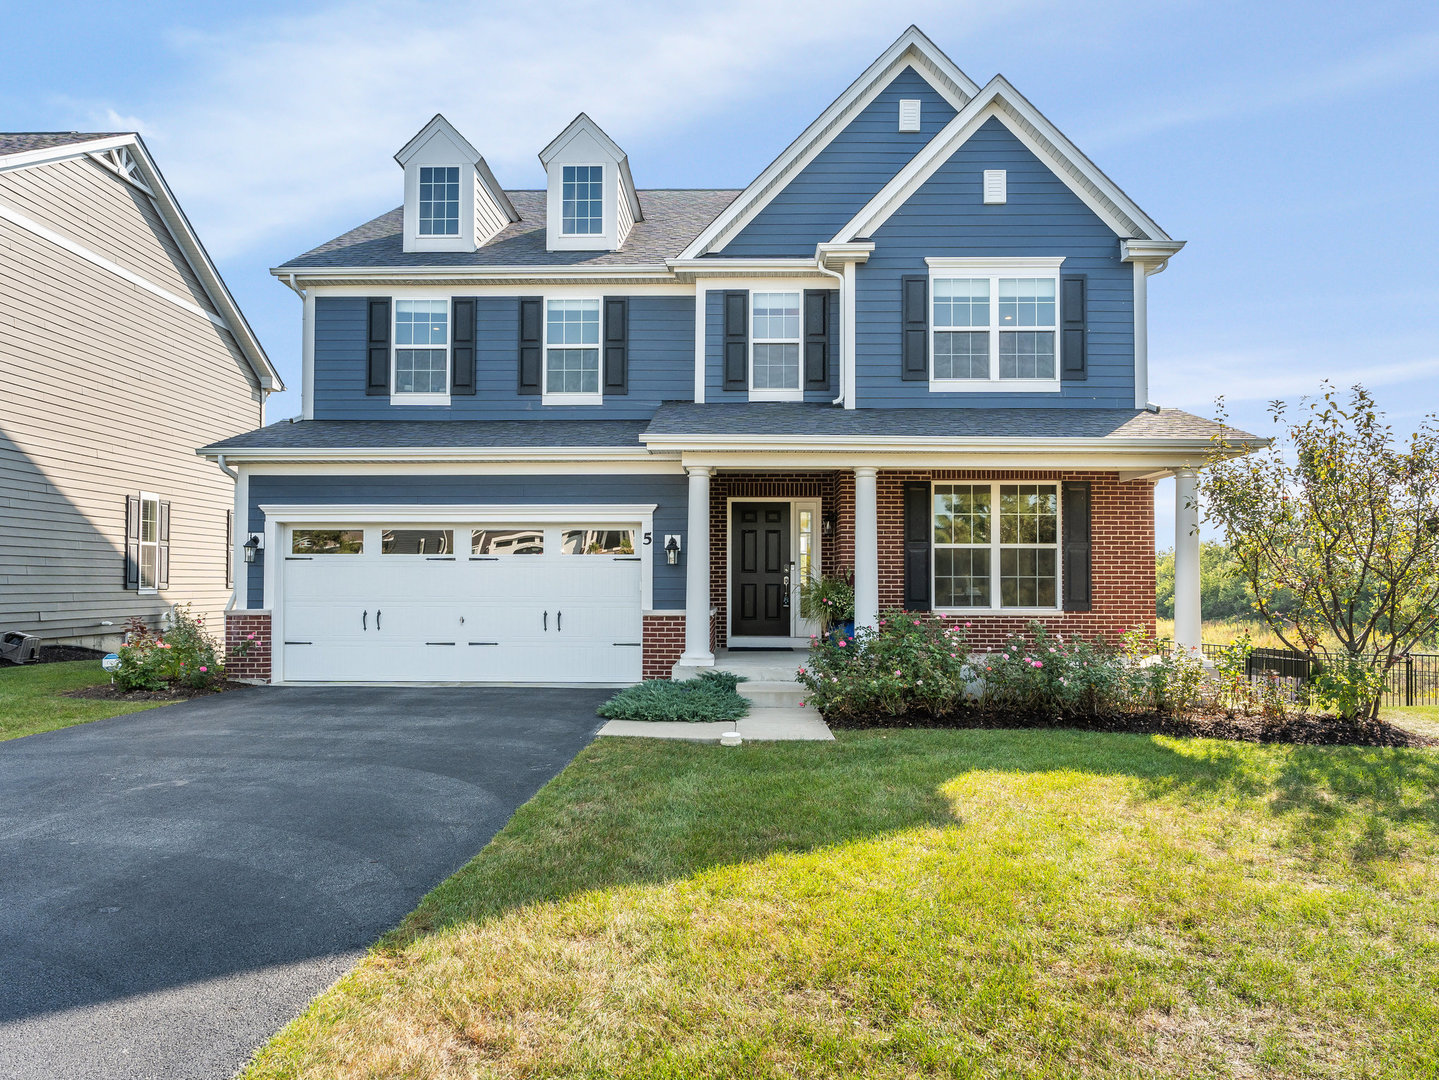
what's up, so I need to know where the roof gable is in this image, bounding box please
[0,132,281,390]
[720,65,959,258]
[678,25,979,258]
[834,76,1174,244]
[538,112,642,224]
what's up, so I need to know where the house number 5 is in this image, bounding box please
[643,532,652,545]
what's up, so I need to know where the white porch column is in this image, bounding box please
[681,466,714,665]
[853,466,879,630]
[1173,468,1201,652]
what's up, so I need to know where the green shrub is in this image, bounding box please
[114,604,225,692]
[1302,654,1388,720]
[978,625,1127,719]
[598,669,749,723]
[1119,630,1205,714]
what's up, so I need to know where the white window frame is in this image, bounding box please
[542,297,604,406]
[392,297,451,406]
[560,163,605,237]
[747,289,804,402]
[138,490,160,595]
[417,165,461,237]
[925,256,1065,393]
[931,480,1063,614]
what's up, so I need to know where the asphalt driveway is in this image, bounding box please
[0,685,607,1079]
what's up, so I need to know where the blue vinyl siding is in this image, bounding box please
[705,288,838,402]
[720,66,958,257]
[856,116,1135,408]
[313,295,694,421]
[247,473,688,609]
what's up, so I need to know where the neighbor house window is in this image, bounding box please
[750,291,802,400]
[561,165,603,235]
[394,299,449,396]
[545,298,601,401]
[933,482,1059,609]
[418,166,460,236]
[928,261,1061,387]
[138,494,160,591]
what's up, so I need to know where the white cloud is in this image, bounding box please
[74,0,986,260]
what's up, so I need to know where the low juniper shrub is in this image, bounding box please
[598,669,749,723]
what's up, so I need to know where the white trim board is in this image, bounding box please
[677,26,979,259]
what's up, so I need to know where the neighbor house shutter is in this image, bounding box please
[225,509,233,590]
[366,298,391,395]
[157,501,171,591]
[722,290,748,391]
[124,495,140,589]
[803,289,830,390]
[903,481,932,611]
[1062,481,1092,611]
[1061,275,1087,381]
[451,297,477,395]
[901,275,928,380]
[517,296,543,395]
[603,296,628,395]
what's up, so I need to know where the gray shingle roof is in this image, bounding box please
[201,419,649,452]
[642,402,1254,441]
[0,132,128,155]
[278,189,740,270]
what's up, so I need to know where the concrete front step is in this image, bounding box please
[597,706,832,743]
[738,680,807,708]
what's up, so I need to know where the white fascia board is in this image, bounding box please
[197,445,672,464]
[833,76,1174,247]
[676,26,979,259]
[271,264,677,285]
[394,113,482,167]
[0,134,136,173]
[640,433,1266,455]
[666,257,826,279]
[1121,238,1186,276]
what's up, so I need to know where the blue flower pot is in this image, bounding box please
[830,620,855,644]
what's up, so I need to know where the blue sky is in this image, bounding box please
[5,1,1437,540]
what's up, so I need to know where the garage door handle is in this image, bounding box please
[362,610,367,631]
[376,610,381,630]
[543,610,547,631]
[557,611,562,632]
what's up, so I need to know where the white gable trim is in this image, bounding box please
[833,76,1173,245]
[676,26,979,259]
[0,134,282,390]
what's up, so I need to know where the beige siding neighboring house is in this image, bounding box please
[0,132,280,648]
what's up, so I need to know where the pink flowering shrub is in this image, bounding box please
[978,623,1128,718]
[797,610,975,722]
[114,604,225,691]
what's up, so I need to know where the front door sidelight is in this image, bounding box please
[732,502,792,637]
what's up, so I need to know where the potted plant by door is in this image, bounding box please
[800,572,855,642]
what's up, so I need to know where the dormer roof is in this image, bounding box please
[538,112,642,224]
[395,113,518,224]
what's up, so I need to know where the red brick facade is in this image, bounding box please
[641,613,686,679]
[224,611,272,683]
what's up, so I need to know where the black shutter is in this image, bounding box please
[603,297,628,395]
[451,298,476,395]
[1061,275,1087,381]
[225,509,233,590]
[366,298,390,395]
[803,289,830,390]
[517,296,542,395]
[1062,481,1092,611]
[157,501,171,591]
[722,290,748,391]
[903,482,932,611]
[124,495,140,589]
[901,275,927,380]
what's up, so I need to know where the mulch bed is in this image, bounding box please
[0,645,109,666]
[828,706,1434,748]
[63,680,255,703]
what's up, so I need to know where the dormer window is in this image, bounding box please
[418,167,460,235]
[562,165,604,235]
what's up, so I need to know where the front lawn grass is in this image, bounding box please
[244,730,1439,1080]
[1385,705,1439,743]
[0,660,169,741]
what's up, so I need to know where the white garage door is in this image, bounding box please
[278,522,643,683]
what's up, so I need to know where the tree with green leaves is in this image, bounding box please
[1155,541,1275,621]
[1202,384,1439,718]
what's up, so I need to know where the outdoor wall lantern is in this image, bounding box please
[243,534,262,564]
[665,534,681,566]
[822,511,837,538]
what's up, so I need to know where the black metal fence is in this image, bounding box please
[1198,643,1439,708]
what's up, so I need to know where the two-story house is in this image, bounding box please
[202,27,1247,685]
[2,131,280,651]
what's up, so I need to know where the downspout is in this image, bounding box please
[814,257,845,406]
[215,454,240,611]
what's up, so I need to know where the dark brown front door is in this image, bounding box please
[732,502,792,638]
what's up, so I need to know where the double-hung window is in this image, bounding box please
[418,166,460,236]
[545,298,601,403]
[138,493,160,593]
[749,291,802,401]
[933,482,1059,610]
[393,299,449,401]
[927,258,1063,390]
[561,165,603,235]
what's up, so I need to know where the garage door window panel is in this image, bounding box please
[382,529,454,555]
[472,528,545,555]
[562,528,635,555]
[292,529,364,555]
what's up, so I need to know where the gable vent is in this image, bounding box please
[898,99,921,133]
[983,169,1007,205]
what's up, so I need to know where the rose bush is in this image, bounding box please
[113,604,225,692]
